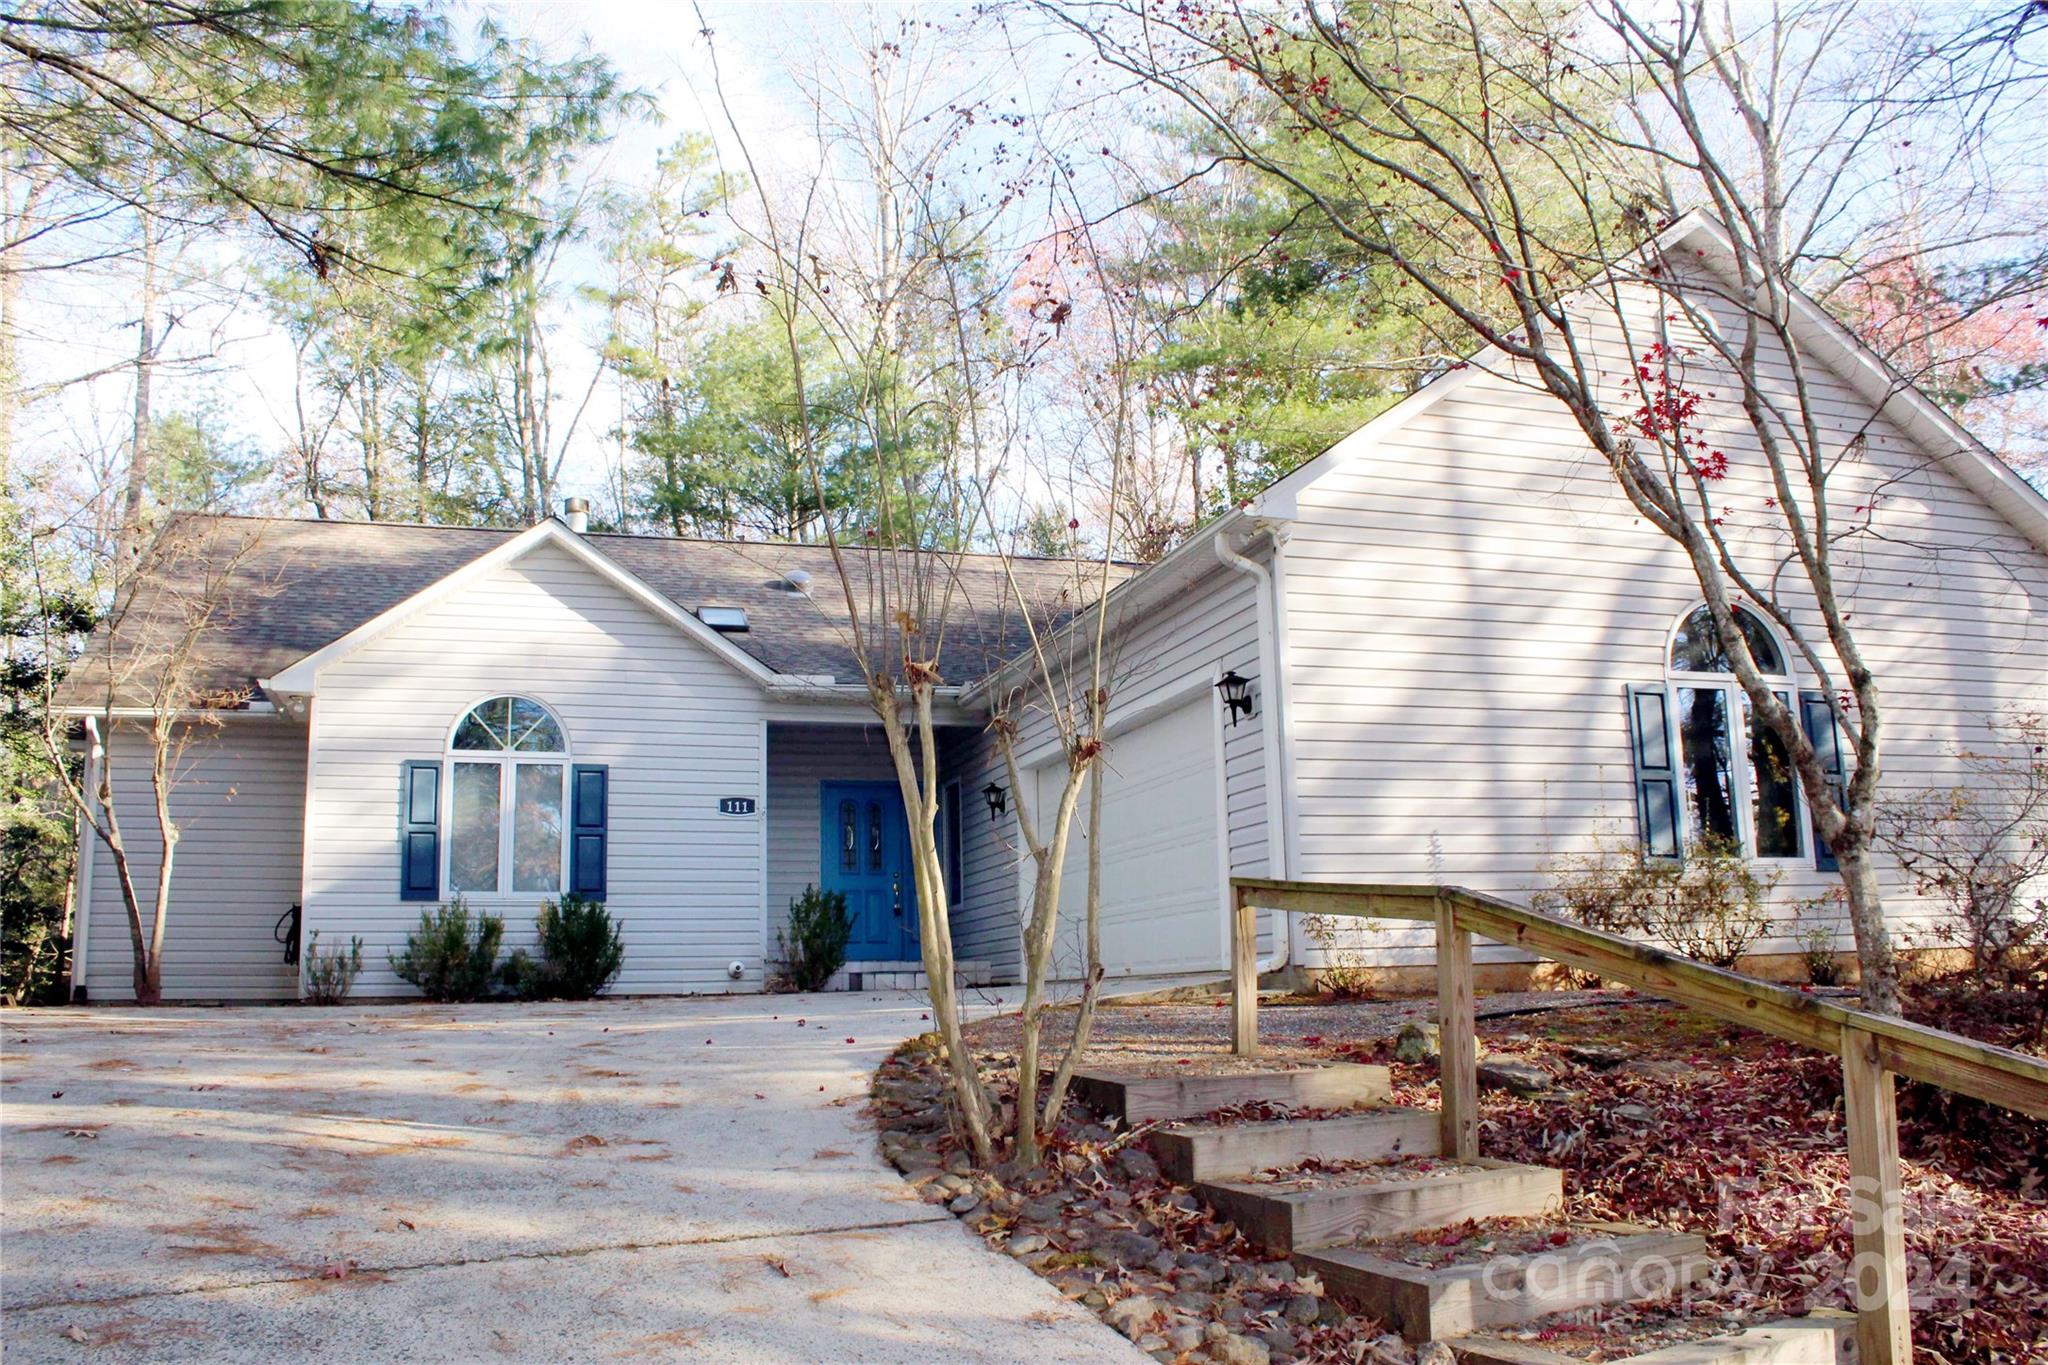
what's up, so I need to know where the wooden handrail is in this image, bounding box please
[1229,877,2048,1365]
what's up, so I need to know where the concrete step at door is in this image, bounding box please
[1197,1157,1565,1255]
[1151,1107,1440,1184]
[1296,1220,1715,1342]
[1067,1062,1391,1124]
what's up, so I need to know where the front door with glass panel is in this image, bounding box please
[820,781,917,961]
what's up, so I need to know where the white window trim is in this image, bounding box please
[1661,606,1809,866]
[443,695,570,901]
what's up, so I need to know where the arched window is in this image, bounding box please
[1662,606,1803,860]
[446,696,568,896]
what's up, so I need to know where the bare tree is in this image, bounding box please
[980,204,1154,1163]
[700,7,1044,1163]
[32,515,262,1002]
[1049,0,2048,1013]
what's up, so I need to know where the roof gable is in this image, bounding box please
[261,520,793,697]
[1252,211,2048,558]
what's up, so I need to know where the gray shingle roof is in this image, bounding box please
[57,515,1140,709]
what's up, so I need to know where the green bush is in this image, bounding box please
[777,885,850,992]
[502,895,624,1000]
[303,931,364,1005]
[389,898,503,1002]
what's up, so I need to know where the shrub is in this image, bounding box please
[1878,713,2048,987]
[503,895,625,1000]
[1799,924,1844,987]
[777,885,849,992]
[1303,913,1377,998]
[303,931,364,1005]
[1540,836,1778,969]
[389,898,503,1002]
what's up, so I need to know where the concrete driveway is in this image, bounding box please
[0,993,1138,1363]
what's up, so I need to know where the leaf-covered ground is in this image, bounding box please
[951,990,2047,1364]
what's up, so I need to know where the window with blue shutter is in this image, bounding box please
[400,761,441,901]
[1625,684,1682,859]
[1800,691,1846,871]
[570,764,609,899]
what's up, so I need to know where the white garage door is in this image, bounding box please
[1034,692,1224,981]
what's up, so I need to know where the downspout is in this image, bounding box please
[69,716,102,1001]
[1214,525,1291,975]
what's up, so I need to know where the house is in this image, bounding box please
[60,215,2048,1002]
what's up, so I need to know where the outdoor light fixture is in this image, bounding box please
[1216,669,1256,727]
[983,781,1009,821]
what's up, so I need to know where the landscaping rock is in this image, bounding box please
[1415,1342,1456,1365]
[947,1192,982,1214]
[1106,1295,1160,1340]
[1117,1147,1161,1181]
[1097,1230,1164,1268]
[1283,1294,1322,1326]
[1212,1332,1272,1365]
[1020,1196,1065,1225]
[1565,1043,1629,1069]
[1168,1324,1205,1352]
[1477,1059,1553,1095]
[1393,1020,1440,1063]
[1009,1234,1048,1256]
[1611,1102,1658,1123]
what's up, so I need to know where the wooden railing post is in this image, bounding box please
[1231,887,1258,1057]
[1435,892,1478,1160]
[1842,1026,1911,1365]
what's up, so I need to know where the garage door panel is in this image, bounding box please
[1036,694,1223,981]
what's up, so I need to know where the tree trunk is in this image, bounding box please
[414,388,431,521]
[121,215,158,548]
[1835,842,1900,1016]
[1012,756,1088,1167]
[885,685,995,1166]
[1041,765,1107,1135]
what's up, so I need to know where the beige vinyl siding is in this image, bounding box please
[302,540,769,996]
[1282,275,2048,968]
[949,556,1279,980]
[81,719,305,1001]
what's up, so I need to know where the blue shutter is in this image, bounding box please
[1625,685,1682,859]
[1800,691,1846,871]
[399,761,440,902]
[571,764,609,899]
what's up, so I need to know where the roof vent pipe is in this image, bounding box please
[562,497,589,534]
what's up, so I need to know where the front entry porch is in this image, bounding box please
[765,720,988,991]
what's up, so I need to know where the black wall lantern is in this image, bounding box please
[1216,669,1256,727]
[982,781,1009,820]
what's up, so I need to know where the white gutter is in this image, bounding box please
[1213,523,1292,975]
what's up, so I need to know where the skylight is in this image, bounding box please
[697,606,750,633]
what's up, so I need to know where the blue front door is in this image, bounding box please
[820,781,917,960]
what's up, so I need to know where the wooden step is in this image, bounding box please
[1151,1107,1439,1184]
[1296,1221,1714,1342]
[1452,1314,1851,1364]
[1068,1061,1390,1124]
[1197,1157,1565,1254]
